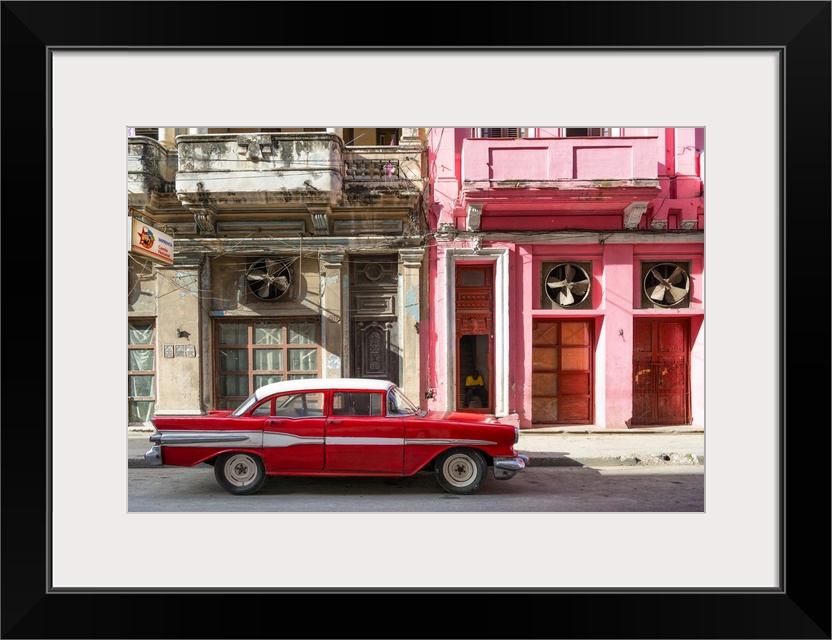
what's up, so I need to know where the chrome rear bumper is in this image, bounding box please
[144,444,163,466]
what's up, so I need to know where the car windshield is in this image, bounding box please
[230,393,259,417]
[388,386,420,416]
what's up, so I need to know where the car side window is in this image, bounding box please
[251,400,272,416]
[331,391,382,416]
[272,392,324,418]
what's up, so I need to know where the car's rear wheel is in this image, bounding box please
[214,452,267,495]
[434,448,487,495]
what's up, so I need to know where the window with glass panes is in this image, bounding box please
[128,321,156,424]
[215,320,321,409]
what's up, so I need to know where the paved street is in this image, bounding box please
[128,464,704,512]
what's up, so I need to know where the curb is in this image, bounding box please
[522,453,705,467]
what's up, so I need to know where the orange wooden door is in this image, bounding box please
[531,319,594,424]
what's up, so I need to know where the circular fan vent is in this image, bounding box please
[643,263,690,307]
[246,258,292,301]
[545,263,591,307]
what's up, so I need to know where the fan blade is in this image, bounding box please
[564,264,575,282]
[666,285,688,303]
[559,288,575,306]
[247,271,267,281]
[667,266,685,285]
[647,285,667,302]
[273,276,289,291]
[265,259,285,277]
[547,278,566,289]
[571,282,589,296]
[258,282,272,298]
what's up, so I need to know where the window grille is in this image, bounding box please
[128,321,156,424]
[565,128,611,137]
[133,128,159,139]
[478,128,527,138]
[215,320,321,409]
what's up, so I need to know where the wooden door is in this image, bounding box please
[632,318,691,425]
[531,319,594,424]
[350,255,399,385]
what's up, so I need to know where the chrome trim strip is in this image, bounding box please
[326,437,406,446]
[405,438,496,446]
[156,430,263,447]
[153,432,502,449]
[159,434,250,444]
[263,432,324,447]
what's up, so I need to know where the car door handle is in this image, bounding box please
[267,419,285,425]
[328,419,343,425]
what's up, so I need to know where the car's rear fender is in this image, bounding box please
[161,446,263,468]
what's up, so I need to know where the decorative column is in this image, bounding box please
[398,127,422,151]
[153,255,204,415]
[320,250,346,378]
[399,248,425,402]
[602,244,635,428]
[158,128,177,150]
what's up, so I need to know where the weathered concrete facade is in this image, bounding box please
[128,128,428,426]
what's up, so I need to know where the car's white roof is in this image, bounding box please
[253,377,395,400]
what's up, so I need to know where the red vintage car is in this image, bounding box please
[145,378,528,496]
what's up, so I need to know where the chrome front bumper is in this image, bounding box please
[493,453,529,480]
[144,444,163,466]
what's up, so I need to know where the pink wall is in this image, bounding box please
[425,128,704,429]
[461,136,659,186]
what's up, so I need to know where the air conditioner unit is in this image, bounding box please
[540,261,593,310]
[640,261,692,309]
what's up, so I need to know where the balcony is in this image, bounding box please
[458,136,662,231]
[128,132,424,237]
[127,137,177,211]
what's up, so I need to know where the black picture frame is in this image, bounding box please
[2,2,829,638]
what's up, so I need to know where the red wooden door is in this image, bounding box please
[632,318,691,425]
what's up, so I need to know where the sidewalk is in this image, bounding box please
[128,426,704,469]
[513,427,704,467]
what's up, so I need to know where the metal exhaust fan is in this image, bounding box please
[545,263,592,308]
[643,262,690,307]
[246,258,292,301]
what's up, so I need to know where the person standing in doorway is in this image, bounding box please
[464,369,488,408]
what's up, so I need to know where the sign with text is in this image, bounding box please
[130,217,174,265]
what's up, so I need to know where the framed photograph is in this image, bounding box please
[4,2,829,638]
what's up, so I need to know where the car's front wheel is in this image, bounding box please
[214,452,267,495]
[434,448,487,495]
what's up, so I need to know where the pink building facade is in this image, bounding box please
[424,128,705,430]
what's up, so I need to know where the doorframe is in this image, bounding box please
[443,248,509,416]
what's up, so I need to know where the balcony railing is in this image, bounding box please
[346,156,401,181]
[129,134,420,203]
